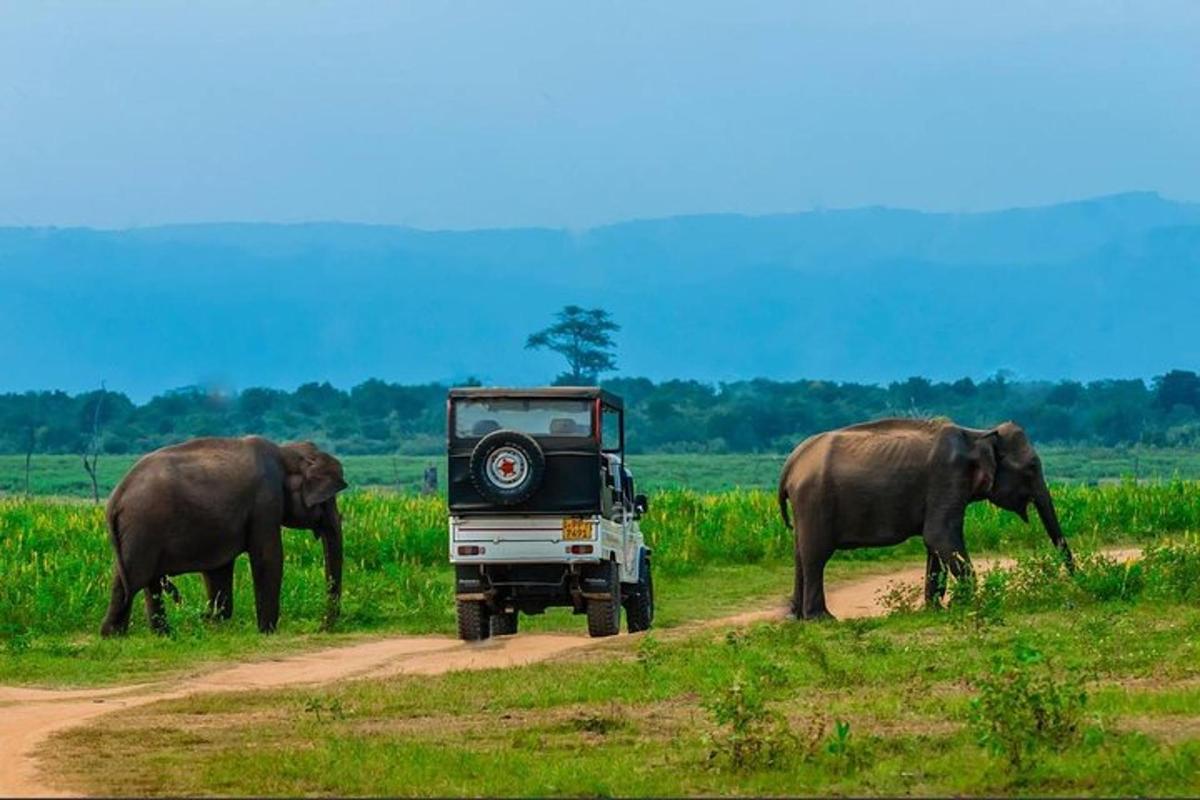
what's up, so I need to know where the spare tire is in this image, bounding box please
[469,429,546,506]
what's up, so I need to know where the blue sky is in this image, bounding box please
[1,1,1197,230]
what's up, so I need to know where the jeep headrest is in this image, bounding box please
[472,419,501,436]
[549,418,580,435]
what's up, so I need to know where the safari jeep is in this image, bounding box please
[447,387,654,640]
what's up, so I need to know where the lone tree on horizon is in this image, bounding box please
[80,381,107,505]
[525,305,620,385]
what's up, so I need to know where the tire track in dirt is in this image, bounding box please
[0,550,1135,797]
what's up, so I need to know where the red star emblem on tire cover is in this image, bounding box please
[498,457,517,477]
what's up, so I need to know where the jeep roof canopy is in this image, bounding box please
[447,386,623,410]
[447,387,622,515]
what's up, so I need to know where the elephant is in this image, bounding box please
[100,436,348,636]
[778,418,1074,620]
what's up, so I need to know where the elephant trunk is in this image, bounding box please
[320,502,344,627]
[1033,483,1075,574]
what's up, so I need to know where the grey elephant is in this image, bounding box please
[100,436,347,636]
[778,418,1074,620]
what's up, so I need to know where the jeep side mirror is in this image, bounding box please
[634,493,649,516]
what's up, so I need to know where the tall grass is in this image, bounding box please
[2,481,1198,642]
[0,493,455,641]
[645,480,1200,569]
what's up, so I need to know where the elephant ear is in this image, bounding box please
[967,430,999,498]
[283,442,348,507]
[301,453,348,507]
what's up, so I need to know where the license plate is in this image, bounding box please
[562,518,592,541]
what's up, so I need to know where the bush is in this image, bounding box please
[1140,535,1200,602]
[968,643,1088,771]
[877,579,923,615]
[703,670,798,771]
[974,537,1200,616]
[950,566,1008,628]
[1072,553,1145,603]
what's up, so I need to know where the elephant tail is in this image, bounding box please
[778,477,792,529]
[106,503,131,599]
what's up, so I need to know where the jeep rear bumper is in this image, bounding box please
[449,514,606,564]
[454,562,616,612]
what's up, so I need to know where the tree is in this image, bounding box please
[80,382,107,505]
[1154,370,1200,411]
[21,394,44,496]
[525,305,620,385]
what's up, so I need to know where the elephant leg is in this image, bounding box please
[203,561,235,620]
[924,506,975,600]
[789,493,805,618]
[100,569,134,637]
[249,530,283,633]
[924,547,947,608]
[792,493,835,620]
[791,554,806,619]
[926,539,974,600]
[800,544,834,620]
[144,579,170,635]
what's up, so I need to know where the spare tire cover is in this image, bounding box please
[469,429,547,505]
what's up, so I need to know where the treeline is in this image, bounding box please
[4,371,1200,456]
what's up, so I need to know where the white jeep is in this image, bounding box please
[446,387,654,640]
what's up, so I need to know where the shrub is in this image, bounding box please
[703,670,797,772]
[636,633,664,674]
[1073,553,1145,603]
[968,643,1088,771]
[1140,535,1200,603]
[978,536,1200,616]
[950,567,1008,629]
[877,579,923,615]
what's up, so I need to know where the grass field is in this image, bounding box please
[3,482,1200,685]
[44,540,1200,796]
[4,446,1200,498]
[8,480,1200,794]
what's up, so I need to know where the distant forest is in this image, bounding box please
[5,371,1200,456]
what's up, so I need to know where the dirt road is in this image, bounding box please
[0,552,1115,798]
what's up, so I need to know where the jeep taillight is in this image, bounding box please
[567,544,594,555]
[457,545,485,556]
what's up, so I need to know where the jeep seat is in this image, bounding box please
[549,417,582,436]
[472,419,501,436]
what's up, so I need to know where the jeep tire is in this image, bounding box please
[456,599,490,641]
[586,563,621,638]
[623,551,654,633]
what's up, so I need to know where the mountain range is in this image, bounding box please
[4,191,1199,399]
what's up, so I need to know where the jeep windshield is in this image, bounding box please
[453,398,594,438]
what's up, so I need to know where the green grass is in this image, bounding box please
[0,484,909,685]
[5,446,1200,497]
[4,482,1200,686]
[43,540,1200,796]
[0,488,825,685]
[0,560,800,687]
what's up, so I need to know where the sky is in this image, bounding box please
[1,1,1198,230]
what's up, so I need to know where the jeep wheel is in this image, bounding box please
[456,600,490,642]
[624,552,654,633]
[586,563,621,638]
[491,611,519,636]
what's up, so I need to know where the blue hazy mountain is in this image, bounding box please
[3,191,1199,399]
